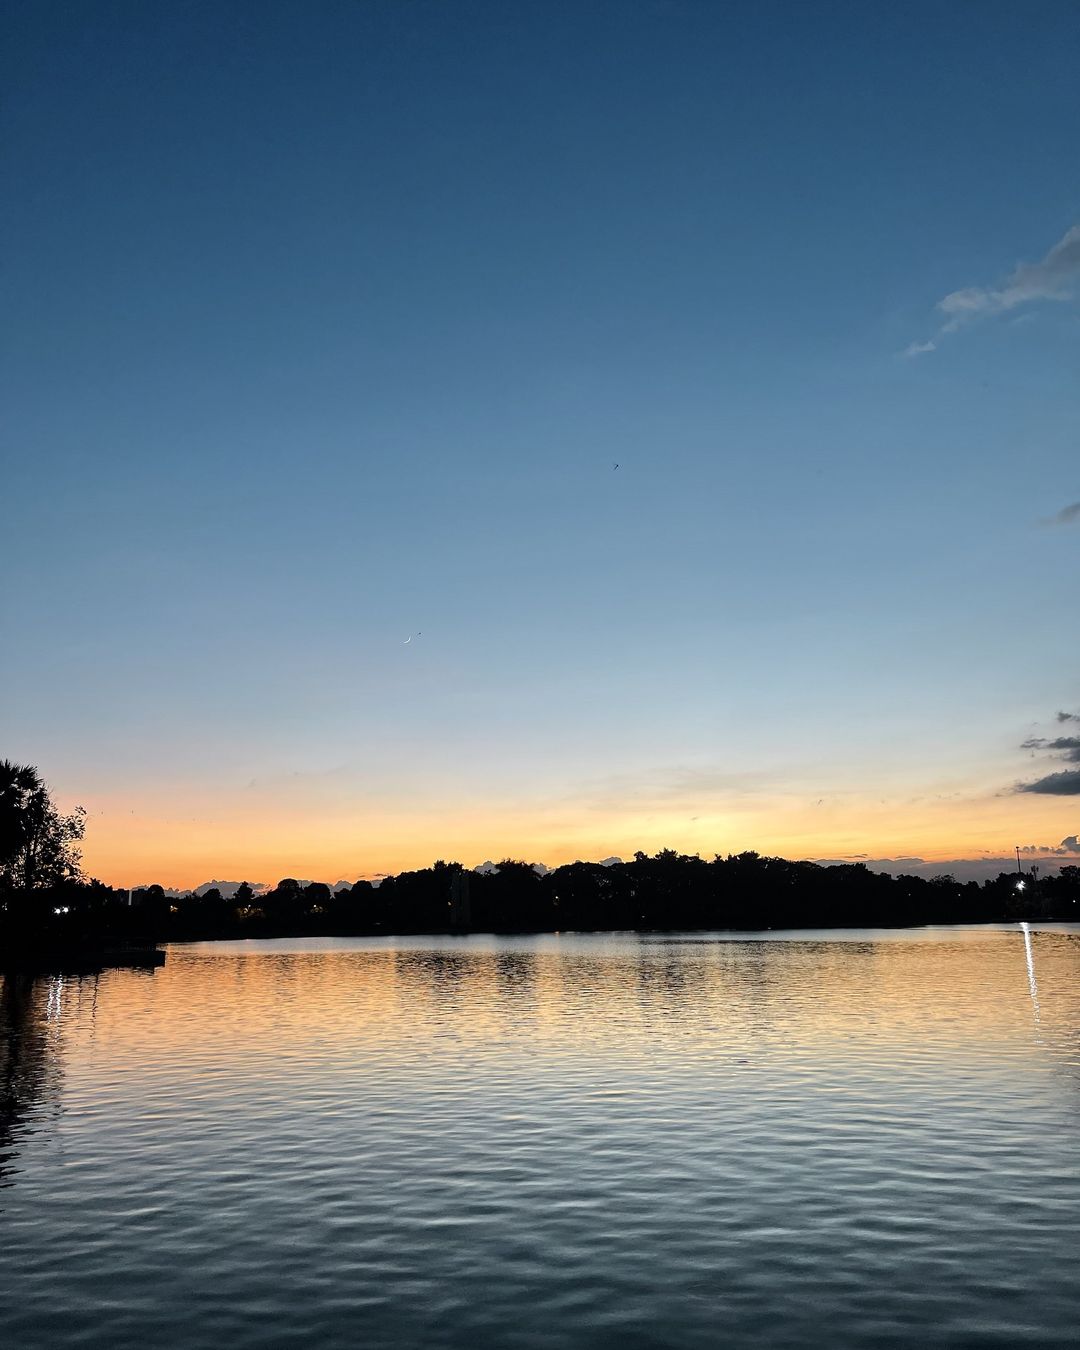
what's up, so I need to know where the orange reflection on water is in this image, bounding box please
[24,927,1077,1092]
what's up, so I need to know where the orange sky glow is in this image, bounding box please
[71,778,1076,889]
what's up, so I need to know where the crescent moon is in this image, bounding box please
[403,637,411,644]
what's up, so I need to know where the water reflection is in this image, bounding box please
[0,974,64,1187]
[147,926,1080,1060]
[1021,921,1041,1029]
[0,928,1078,1349]
[0,966,166,1190]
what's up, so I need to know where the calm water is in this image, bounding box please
[1,927,1078,1349]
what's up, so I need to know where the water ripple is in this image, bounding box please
[1,926,1078,1348]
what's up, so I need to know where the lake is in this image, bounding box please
[2,926,1078,1348]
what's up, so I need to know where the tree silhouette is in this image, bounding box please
[0,761,85,894]
[4,772,1080,954]
[0,761,41,873]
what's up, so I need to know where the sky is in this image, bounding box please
[2,0,1078,888]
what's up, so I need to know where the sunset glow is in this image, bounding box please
[72,774,1076,890]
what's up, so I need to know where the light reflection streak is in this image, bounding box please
[1020,922,1041,1030]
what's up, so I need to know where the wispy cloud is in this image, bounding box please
[574,764,782,814]
[1058,710,1080,724]
[1042,501,1080,527]
[906,221,1080,355]
[1020,736,1080,763]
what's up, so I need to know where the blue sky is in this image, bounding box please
[2,1,1078,883]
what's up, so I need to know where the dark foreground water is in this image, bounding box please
[1,926,1078,1349]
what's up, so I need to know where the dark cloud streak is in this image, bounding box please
[1016,770,1080,796]
[1020,835,1080,856]
[1014,714,1080,793]
[1020,736,1080,762]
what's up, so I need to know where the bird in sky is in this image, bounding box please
[613,461,619,470]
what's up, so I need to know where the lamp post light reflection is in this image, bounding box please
[1020,921,1040,1030]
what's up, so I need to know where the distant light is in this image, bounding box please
[1015,879,1026,892]
[52,905,70,915]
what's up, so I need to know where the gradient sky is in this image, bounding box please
[3,1,1078,887]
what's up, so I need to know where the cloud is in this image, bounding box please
[1014,716,1080,793]
[941,223,1080,321]
[1016,770,1080,796]
[1042,501,1080,527]
[1019,836,1080,856]
[573,763,782,817]
[1021,736,1080,762]
[814,855,926,867]
[813,855,1072,883]
[907,221,1080,352]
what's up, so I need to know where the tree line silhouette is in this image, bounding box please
[2,760,1077,952]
